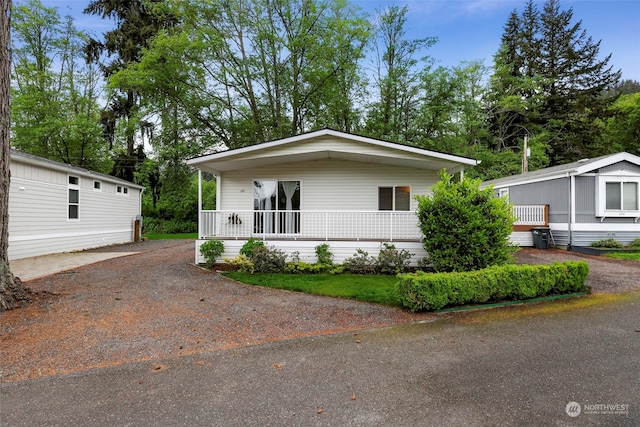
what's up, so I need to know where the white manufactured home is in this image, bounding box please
[8,149,144,260]
[187,129,483,264]
[482,152,640,248]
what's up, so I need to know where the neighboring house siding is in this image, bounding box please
[8,158,142,260]
[503,178,570,224]
[598,161,640,174]
[572,231,638,246]
[575,175,596,223]
[219,158,438,211]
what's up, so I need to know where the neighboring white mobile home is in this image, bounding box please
[187,129,481,264]
[482,152,640,248]
[8,149,144,260]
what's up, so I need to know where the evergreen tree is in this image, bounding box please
[487,0,620,167]
[84,0,176,181]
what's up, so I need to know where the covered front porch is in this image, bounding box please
[193,205,549,264]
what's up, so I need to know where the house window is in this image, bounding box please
[378,186,410,211]
[117,185,129,195]
[498,188,509,198]
[596,175,640,217]
[606,182,637,210]
[68,175,79,220]
[93,181,102,191]
[253,180,301,233]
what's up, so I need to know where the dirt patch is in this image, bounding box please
[1,243,638,382]
[0,240,433,382]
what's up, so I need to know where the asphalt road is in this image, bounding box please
[2,291,638,426]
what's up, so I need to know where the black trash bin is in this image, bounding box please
[531,227,551,249]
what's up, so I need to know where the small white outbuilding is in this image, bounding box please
[7,149,144,260]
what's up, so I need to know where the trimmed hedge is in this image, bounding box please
[396,261,589,312]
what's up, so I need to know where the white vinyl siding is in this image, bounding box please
[218,159,437,212]
[8,158,142,260]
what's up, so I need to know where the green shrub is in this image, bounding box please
[240,237,265,258]
[343,249,377,274]
[199,239,225,268]
[629,238,640,248]
[224,254,254,273]
[251,245,287,273]
[315,243,334,265]
[590,238,624,248]
[397,261,589,312]
[376,243,413,274]
[416,170,517,272]
[284,261,343,274]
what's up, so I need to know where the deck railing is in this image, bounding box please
[199,210,421,241]
[199,205,548,240]
[512,204,548,226]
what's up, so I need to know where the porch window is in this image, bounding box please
[379,186,410,211]
[254,180,300,233]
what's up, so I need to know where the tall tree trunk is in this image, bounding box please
[1,0,30,311]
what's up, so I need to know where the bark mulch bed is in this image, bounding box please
[1,242,638,382]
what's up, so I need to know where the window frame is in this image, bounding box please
[595,173,640,218]
[378,185,411,211]
[68,175,80,220]
[93,180,102,192]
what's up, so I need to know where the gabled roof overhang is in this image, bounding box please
[187,129,479,176]
[481,152,640,188]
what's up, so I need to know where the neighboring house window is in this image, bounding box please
[117,185,129,195]
[68,175,80,220]
[596,175,640,217]
[253,180,301,233]
[499,188,509,198]
[606,182,637,210]
[93,180,102,191]
[378,186,410,211]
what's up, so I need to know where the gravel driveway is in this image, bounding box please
[1,241,638,382]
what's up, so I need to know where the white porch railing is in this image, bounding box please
[512,204,548,226]
[199,210,421,241]
[198,205,548,241]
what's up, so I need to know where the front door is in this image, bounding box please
[253,180,300,234]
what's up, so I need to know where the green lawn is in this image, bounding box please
[143,232,198,240]
[223,272,402,306]
[604,252,640,261]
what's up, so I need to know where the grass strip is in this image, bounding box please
[223,272,402,306]
[604,252,640,261]
[143,232,198,240]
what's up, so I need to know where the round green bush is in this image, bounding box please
[415,170,517,272]
[199,239,225,268]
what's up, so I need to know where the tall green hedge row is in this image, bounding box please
[397,261,589,312]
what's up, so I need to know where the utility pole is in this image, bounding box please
[522,134,529,173]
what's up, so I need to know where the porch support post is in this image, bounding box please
[460,169,464,181]
[216,174,221,211]
[198,170,203,239]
